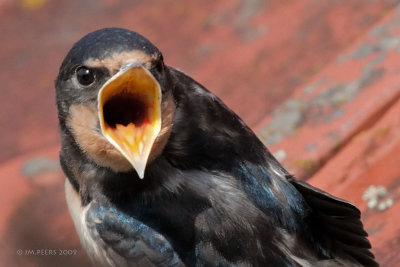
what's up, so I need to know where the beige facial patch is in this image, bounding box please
[85,50,158,75]
[67,104,133,172]
[67,96,176,173]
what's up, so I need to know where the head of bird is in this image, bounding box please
[55,28,175,179]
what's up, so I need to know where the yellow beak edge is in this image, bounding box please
[98,63,162,178]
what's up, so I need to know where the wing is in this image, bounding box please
[167,67,378,266]
[287,176,378,267]
[85,201,184,267]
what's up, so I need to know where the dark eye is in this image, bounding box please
[155,61,164,72]
[76,66,95,86]
[155,55,164,72]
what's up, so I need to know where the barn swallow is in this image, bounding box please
[56,28,377,266]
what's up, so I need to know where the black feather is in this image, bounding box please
[288,176,377,266]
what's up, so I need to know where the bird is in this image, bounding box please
[55,28,378,267]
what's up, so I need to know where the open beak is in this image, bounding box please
[98,63,161,178]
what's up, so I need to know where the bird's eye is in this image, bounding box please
[76,66,95,86]
[155,55,164,72]
[155,60,164,72]
[156,60,164,72]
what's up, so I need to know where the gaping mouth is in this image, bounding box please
[98,63,161,178]
[103,94,148,128]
